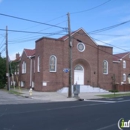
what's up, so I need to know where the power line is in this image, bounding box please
[10,20,67,42]
[72,36,130,63]
[8,32,67,44]
[0,13,67,29]
[22,15,66,30]
[88,20,130,34]
[71,0,112,14]
[75,31,130,54]
[0,43,5,50]
[0,37,5,46]
[0,47,5,54]
[0,28,67,35]
[89,33,130,37]
[8,34,66,44]
[90,36,130,52]
[45,14,66,23]
[36,20,67,32]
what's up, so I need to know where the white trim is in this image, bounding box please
[63,28,98,45]
[123,60,126,68]
[30,58,32,87]
[103,60,108,74]
[77,42,85,52]
[21,81,25,87]
[32,81,34,88]
[49,55,57,72]
[122,52,130,59]
[123,73,126,81]
[37,56,40,72]
[22,61,26,74]
[74,65,84,85]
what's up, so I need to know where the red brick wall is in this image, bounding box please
[68,29,98,86]
[33,29,115,91]
[113,62,121,84]
[19,51,31,89]
[34,38,64,91]
[16,29,122,92]
[119,55,130,84]
[98,46,113,90]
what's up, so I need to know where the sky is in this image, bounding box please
[0,0,130,60]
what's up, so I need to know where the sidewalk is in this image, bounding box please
[11,88,130,102]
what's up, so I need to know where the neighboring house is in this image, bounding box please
[12,28,130,91]
[113,52,130,85]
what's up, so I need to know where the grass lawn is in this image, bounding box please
[97,93,130,98]
[9,89,23,96]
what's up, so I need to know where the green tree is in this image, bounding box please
[10,61,18,75]
[10,61,20,88]
[0,57,6,88]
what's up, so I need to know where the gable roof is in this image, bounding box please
[113,52,130,61]
[58,31,76,41]
[58,28,98,45]
[24,49,35,57]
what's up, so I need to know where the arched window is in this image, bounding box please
[123,60,126,68]
[103,60,108,74]
[50,55,57,72]
[37,56,40,72]
[75,65,83,70]
[22,61,26,74]
[123,73,126,81]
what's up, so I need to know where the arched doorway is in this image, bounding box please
[74,65,84,85]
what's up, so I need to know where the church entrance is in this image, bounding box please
[74,65,84,85]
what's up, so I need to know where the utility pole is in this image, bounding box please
[6,26,10,91]
[67,13,72,97]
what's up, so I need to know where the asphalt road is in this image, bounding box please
[0,96,130,130]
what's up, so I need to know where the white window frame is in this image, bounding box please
[123,73,126,81]
[32,81,34,88]
[49,55,57,72]
[103,60,108,74]
[22,61,26,74]
[77,42,85,52]
[37,56,40,72]
[21,81,25,87]
[123,60,126,68]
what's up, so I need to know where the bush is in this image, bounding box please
[0,57,6,89]
[0,82,5,89]
[109,90,118,93]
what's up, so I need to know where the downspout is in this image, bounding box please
[97,46,99,87]
[29,57,32,88]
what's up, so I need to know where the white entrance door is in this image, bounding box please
[74,65,84,85]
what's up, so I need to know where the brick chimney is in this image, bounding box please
[16,53,20,59]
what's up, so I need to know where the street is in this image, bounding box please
[0,96,130,130]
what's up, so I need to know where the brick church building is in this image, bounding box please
[13,28,130,91]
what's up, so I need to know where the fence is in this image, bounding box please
[115,84,130,92]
